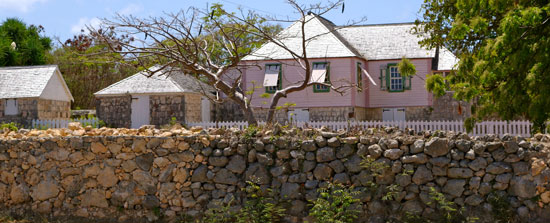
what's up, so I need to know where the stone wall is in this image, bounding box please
[95,96,131,128]
[0,99,4,119]
[1,126,550,222]
[37,99,71,119]
[150,95,186,126]
[184,94,201,123]
[213,101,245,122]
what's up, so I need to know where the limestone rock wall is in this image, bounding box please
[150,95,186,126]
[95,96,131,128]
[1,127,550,222]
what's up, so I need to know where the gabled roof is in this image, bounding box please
[243,14,360,60]
[0,65,74,101]
[243,14,458,71]
[94,65,214,96]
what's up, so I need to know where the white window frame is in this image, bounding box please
[265,64,281,93]
[312,62,329,92]
[389,65,403,91]
[4,99,19,115]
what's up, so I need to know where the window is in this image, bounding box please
[264,64,282,93]
[312,62,330,93]
[379,63,412,92]
[389,65,403,91]
[4,99,18,115]
[356,62,362,92]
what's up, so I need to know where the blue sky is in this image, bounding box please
[0,0,424,43]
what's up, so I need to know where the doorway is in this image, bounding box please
[131,95,150,129]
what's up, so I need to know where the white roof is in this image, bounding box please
[0,65,74,101]
[244,14,458,71]
[94,65,214,96]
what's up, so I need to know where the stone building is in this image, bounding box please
[0,65,73,126]
[241,13,469,122]
[94,66,215,128]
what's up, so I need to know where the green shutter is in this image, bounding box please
[404,76,412,90]
[379,64,387,90]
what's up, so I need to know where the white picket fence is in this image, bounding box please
[187,120,533,137]
[31,118,101,129]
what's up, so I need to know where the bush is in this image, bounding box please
[235,181,286,223]
[1,122,19,131]
[308,183,361,223]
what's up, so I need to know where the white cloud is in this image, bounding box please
[118,3,143,16]
[0,0,47,12]
[70,17,102,34]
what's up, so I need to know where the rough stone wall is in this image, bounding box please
[0,99,4,118]
[309,107,355,121]
[354,107,368,121]
[17,99,39,120]
[213,101,245,122]
[253,108,288,123]
[184,94,201,123]
[95,96,131,128]
[1,127,550,222]
[150,95,185,126]
[37,99,71,119]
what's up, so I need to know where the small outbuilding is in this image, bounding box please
[94,66,214,128]
[0,65,73,125]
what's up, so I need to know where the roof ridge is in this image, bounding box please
[0,64,58,70]
[309,14,362,58]
[337,22,416,28]
[94,70,143,95]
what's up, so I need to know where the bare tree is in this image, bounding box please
[91,0,365,125]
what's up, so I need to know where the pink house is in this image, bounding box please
[240,14,462,122]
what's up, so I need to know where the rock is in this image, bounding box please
[288,173,307,183]
[191,165,208,182]
[327,137,340,148]
[341,137,358,145]
[328,160,345,173]
[174,168,189,183]
[447,168,474,178]
[424,137,449,157]
[465,150,475,160]
[209,156,229,167]
[290,150,305,159]
[313,164,333,180]
[412,165,433,185]
[226,155,246,174]
[469,177,481,190]
[411,140,425,154]
[368,144,383,159]
[402,154,428,164]
[159,164,176,182]
[81,190,108,208]
[136,153,154,171]
[455,140,471,152]
[468,157,488,171]
[496,173,512,184]
[68,122,82,130]
[442,179,466,198]
[509,176,536,198]
[383,149,403,160]
[10,184,29,203]
[333,173,350,184]
[541,191,550,203]
[276,150,291,159]
[473,143,486,155]
[344,155,363,173]
[31,181,59,201]
[143,195,160,209]
[512,162,529,175]
[302,161,317,173]
[395,174,412,187]
[213,169,238,185]
[316,147,335,162]
[315,136,327,147]
[132,170,157,194]
[281,183,300,199]
[37,201,52,213]
[503,141,519,153]
[402,200,423,214]
[531,159,546,176]
[245,163,270,185]
[336,144,354,159]
[486,162,512,175]
[91,142,108,154]
[256,153,274,165]
[465,194,484,206]
[429,157,450,167]
[97,167,118,188]
[302,140,317,152]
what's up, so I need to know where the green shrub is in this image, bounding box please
[1,122,19,131]
[308,183,361,223]
[235,181,286,223]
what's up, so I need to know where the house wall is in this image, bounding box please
[184,94,202,123]
[39,70,72,102]
[244,58,355,109]
[149,95,186,126]
[96,96,131,128]
[37,99,71,119]
[213,100,245,122]
[367,58,432,108]
[0,99,3,119]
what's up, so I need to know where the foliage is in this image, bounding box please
[487,192,515,223]
[425,73,446,97]
[0,122,19,131]
[398,57,416,77]
[170,117,178,126]
[416,0,550,131]
[242,125,259,142]
[49,31,139,109]
[404,187,476,223]
[235,181,286,223]
[361,157,389,177]
[0,18,52,66]
[308,183,361,223]
[71,114,106,128]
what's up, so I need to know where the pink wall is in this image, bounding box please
[367,58,433,108]
[243,58,357,109]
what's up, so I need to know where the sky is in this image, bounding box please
[0,0,424,44]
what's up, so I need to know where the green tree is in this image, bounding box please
[0,18,52,66]
[416,1,550,131]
